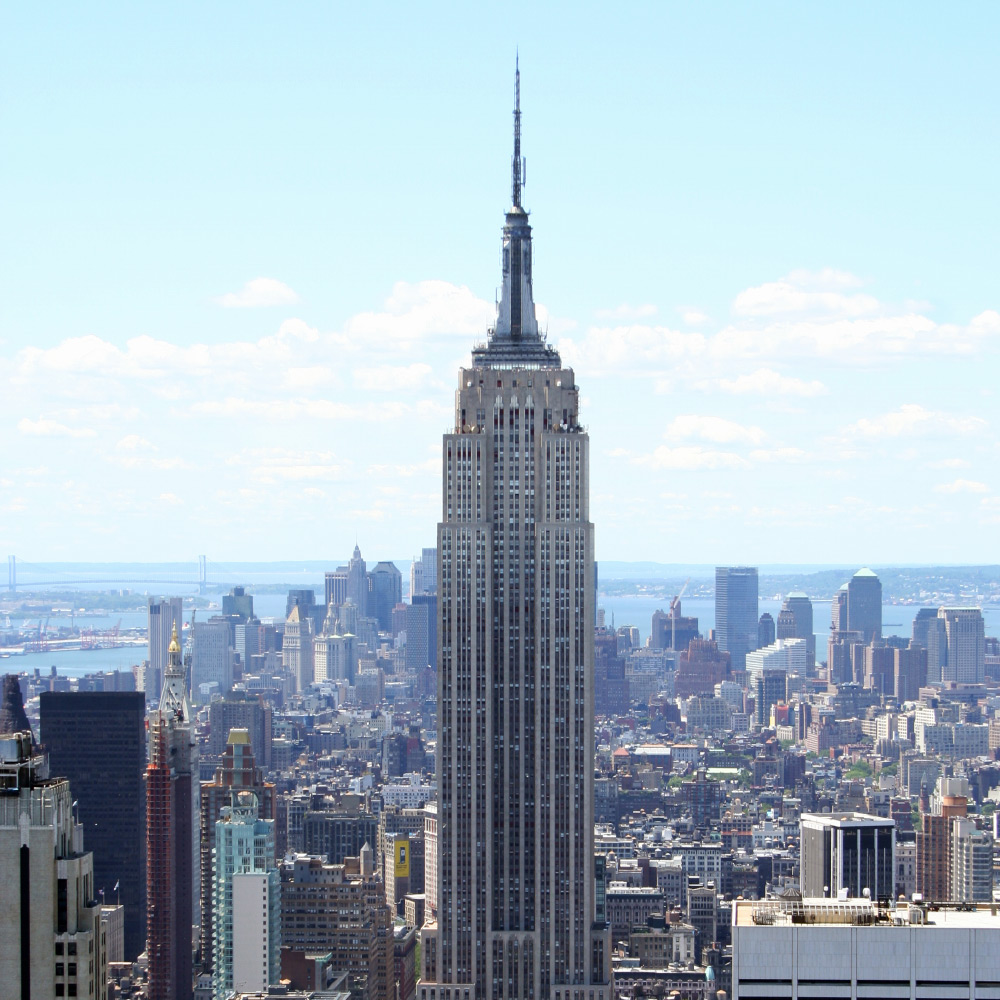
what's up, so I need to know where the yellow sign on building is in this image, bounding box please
[394,837,410,878]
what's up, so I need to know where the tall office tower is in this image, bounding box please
[369,562,403,633]
[420,65,611,1000]
[894,644,928,702]
[283,605,315,692]
[949,817,992,902]
[714,567,759,672]
[190,619,234,702]
[222,585,254,621]
[757,612,776,648]
[147,625,198,1000]
[40,690,147,959]
[410,547,438,598]
[280,850,394,1000]
[0,673,32,736]
[913,607,948,682]
[200,729,276,973]
[208,696,273,770]
[403,601,431,672]
[846,568,882,643]
[650,603,699,653]
[314,606,358,685]
[799,812,895,900]
[413,594,438,673]
[347,544,369,614]
[831,584,848,631]
[780,592,815,663]
[0,732,107,1000]
[212,792,280,999]
[939,607,986,683]
[148,596,183,701]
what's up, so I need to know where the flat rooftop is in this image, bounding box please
[734,897,1000,929]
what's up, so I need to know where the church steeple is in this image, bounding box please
[473,59,560,370]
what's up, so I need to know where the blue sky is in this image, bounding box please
[2,3,998,563]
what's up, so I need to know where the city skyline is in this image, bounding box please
[2,5,998,565]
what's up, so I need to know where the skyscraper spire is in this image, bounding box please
[473,58,560,368]
[512,54,523,209]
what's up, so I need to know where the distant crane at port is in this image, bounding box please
[670,578,690,651]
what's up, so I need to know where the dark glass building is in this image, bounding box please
[40,690,147,959]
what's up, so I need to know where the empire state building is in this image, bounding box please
[419,65,611,1000]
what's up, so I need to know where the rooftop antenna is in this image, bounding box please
[512,54,524,208]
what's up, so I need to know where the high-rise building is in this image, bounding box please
[913,607,948,682]
[412,593,438,674]
[191,619,234,702]
[757,612,776,648]
[280,849,394,1000]
[0,732,107,1000]
[846,568,882,644]
[779,591,815,663]
[283,605,315,692]
[212,792,280,999]
[200,729,276,973]
[314,605,358,685]
[939,607,985,683]
[410,547,438,598]
[714,567,759,672]
[369,562,403,633]
[650,603,699,653]
[148,596,183,701]
[420,65,611,1000]
[147,624,198,1000]
[799,812,895,900]
[208,696,273,770]
[40,690,147,959]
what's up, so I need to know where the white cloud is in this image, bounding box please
[934,479,989,494]
[732,269,878,318]
[18,417,95,438]
[282,366,334,391]
[343,280,494,343]
[117,434,152,451]
[558,324,706,375]
[928,457,971,469]
[750,447,809,463]
[846,404,988,438]
[595,303,657,321]
[666,414,765,445]
[216,277,299,308]
[158,493,183,505]
[637,445,750,471]
[703,367,828,397]
[680,308,709,325]
[353,363,433,392]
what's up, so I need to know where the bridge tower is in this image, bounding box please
[198,555,207,595]
[7,555,14,593]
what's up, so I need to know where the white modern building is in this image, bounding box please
[733,896,1000,999]
[745,638,807,682]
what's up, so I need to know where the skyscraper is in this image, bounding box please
[369,561,403,633]
[147,625,198,1000]
[846,568,882,644]
[212,792,280,999]
[40,690,147,959]
[0,732,107,1000]
[200,729,276,973]
[938,607,985,683]
[420,65,611,1000]
[715,567,759,672]
[148,596,183,701]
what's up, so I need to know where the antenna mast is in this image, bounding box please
[511,56,524,208]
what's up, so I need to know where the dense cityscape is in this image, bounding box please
[3,12,999,1000]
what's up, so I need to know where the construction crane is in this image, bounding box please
[669,578,690,651]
